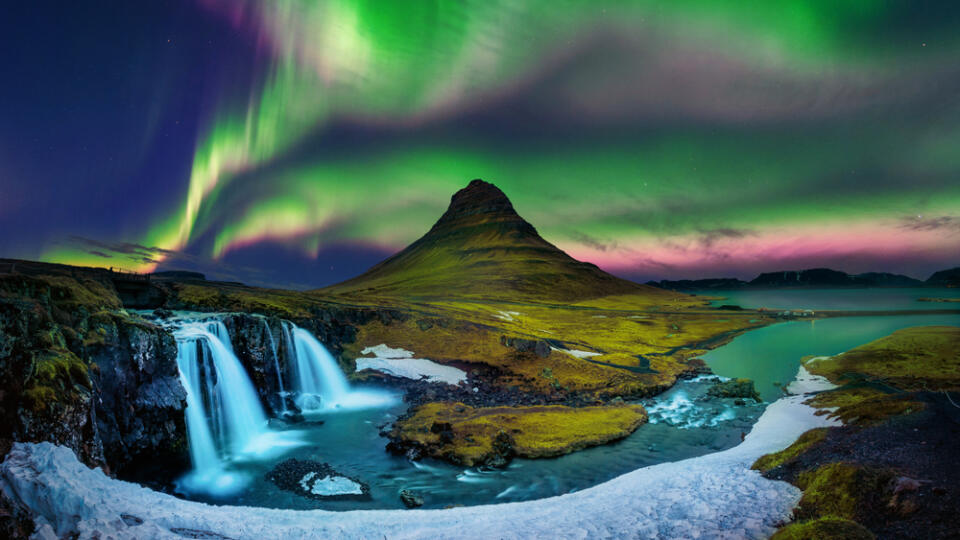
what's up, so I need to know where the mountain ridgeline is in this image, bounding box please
[322,179,673,303]
[650,267,960,291]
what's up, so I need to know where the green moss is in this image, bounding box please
[752,428,828,472]
[22,386,57,413]
[31,349,89,390]
[795,463,892,521]
[806,387,924,425]
[392,402,648,465]
[771,517,874,540]
[805,326,960,391]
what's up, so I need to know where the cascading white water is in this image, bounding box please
[175,341,219,475]
[172,318,303,496]
[176,321,269,456]
[288,325,395,412]
[292,327,351,411]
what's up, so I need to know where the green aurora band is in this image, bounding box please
[44,0,960,280]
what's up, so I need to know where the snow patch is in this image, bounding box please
[496,311,521,321]
[360,344,414,359]
[299,473,363,496]
[787,365,837,395]
[356,344,466,385]
[1,390,838,539]
[552,347,601,359]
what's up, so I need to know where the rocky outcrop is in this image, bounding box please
[0,272,187,479]
[87,317,187,477]
[267,458,371,501]
[707,378,762,402]
[500,335,552,358]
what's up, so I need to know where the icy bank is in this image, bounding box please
[356,344,467,385]
[1,380,837,539]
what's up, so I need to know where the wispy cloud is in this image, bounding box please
[899,215,960,232]
[695,227,754,249]
[568,231,618,252]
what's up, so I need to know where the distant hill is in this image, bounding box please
[927,267,960,287]
[646,278,748,290]
[321,179,675,303]
[652,268,930,291]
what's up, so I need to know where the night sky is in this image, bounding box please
[2,1,959,289]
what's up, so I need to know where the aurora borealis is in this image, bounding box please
[2,1,960,288]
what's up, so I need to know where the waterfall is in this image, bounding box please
[291,327,351,411]
[175,340,220,474]
[261,318,288,415]
[288,325,395,412]
[174,321,269,457]
[172,318,304,496]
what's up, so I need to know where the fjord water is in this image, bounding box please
[706,287,960,311]
[702,314,960,402]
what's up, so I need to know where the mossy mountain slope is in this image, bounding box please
[321,179,673,303]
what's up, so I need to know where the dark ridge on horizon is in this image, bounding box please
[648,266,960,291]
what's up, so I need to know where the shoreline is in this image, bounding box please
[1,370,838,539]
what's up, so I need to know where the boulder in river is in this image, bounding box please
[266,458,371,501]
[399,489,424,508]
[707,378,761,402]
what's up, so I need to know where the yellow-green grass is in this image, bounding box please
[751,427,829,472]
[390,401,648,465]
[805,387,924,426]
[174,283,316,319]
[0,273,121,312]
[345,296,768,397]
[803,326,960,391]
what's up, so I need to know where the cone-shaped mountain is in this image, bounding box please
[323,179,672,302]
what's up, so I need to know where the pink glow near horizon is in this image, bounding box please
[563,221,959,280]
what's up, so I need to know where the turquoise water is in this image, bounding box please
[171,291,960,510]
[703,287,960,311]
[701,314,960,401]
[178,377,764,510]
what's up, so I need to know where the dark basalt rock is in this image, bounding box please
[267,458,371,501]
[0,272,188,479]
[89,320,188,477]
[399,488,424,508]
[707,378,761,402]
[500,335,551,358]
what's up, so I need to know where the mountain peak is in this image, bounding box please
[433,179,519,227]
[322,179,668,302]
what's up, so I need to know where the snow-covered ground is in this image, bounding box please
[355,344,467,385]
[1,367,838,540]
